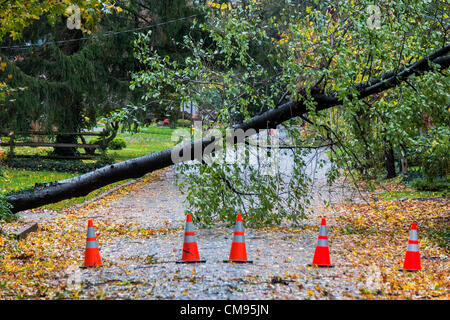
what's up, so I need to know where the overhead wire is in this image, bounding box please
[0,13,205,50]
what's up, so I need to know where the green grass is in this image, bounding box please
[105,127,177,161]
[0,125,180,211]
[0,168,76,194]
[373,190,446,202]
[0,167,132,210]
[138,125,181,135]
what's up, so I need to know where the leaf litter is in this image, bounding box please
[0,168,448,299]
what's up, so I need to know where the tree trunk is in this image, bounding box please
[54,98,81,156]
[399,144,408,175]
[5,47,450,213]
[384,144,396,179]
[54,134,79,157]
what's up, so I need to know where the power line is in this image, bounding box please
[0,13,204,50]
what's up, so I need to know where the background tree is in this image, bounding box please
[0,0,201,155]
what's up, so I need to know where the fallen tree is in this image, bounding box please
[5,45,450,213]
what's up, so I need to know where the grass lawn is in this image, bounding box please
[0,125,181,210]
[373,190,446,201]
[105,126,178,161]
[0,167,131,210]
[0,168,75,194]
[367,175,447,201]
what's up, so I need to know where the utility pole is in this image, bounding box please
[190,100,194,140]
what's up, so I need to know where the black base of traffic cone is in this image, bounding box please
[398,268,420,272]
[307,263,335,268]
[176,260,206,264]
[223,260,253,264]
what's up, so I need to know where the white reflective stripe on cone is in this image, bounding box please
[86,240,98,248]
[409,230,418,241]
[234,221,244,232]
[318,225,327,236]
[185,221,194,232]
[407,244,419,252]
[87,227,96,238]
[184,235,196,243]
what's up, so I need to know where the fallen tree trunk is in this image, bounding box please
[6,46,450,213]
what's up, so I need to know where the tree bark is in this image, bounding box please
[5,46,450,213]
[384,143,397,179]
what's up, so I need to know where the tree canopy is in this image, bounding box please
[0,0,117,41]
[0,0,200,140]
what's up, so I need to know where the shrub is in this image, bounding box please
[89,137,107,151]
[409,177,449,192]
[89,137,126,150]
[0,191,15,221]
[415,129,449,180]
[108,137,127,150]
[176,119,191,127]
[4,157,115,174]
[96,154,115,167]
[402,167,424,183]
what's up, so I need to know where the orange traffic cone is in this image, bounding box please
[223,213,253,263]
[176,214,206,264]
[399,222,422,271]
[82,220,102,268]
[308,218,334,268]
